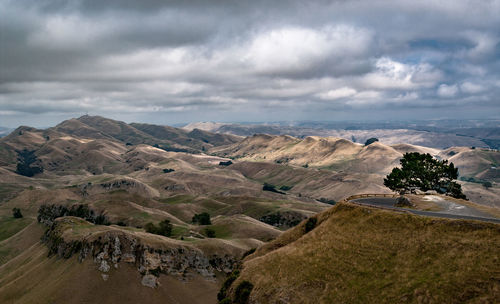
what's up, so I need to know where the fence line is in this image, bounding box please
[346,193,398,201]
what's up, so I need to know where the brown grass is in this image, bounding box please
[0,243,221,304]
[234,202,500,303]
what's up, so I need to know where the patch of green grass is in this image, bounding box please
[135,212,152,221]
[159,194,195,205]
[0,216,33,242]
[171,225,189,238]
[198,198,227,212]
[206,224,232,239]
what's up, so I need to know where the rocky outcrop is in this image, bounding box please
[42,217,237,288]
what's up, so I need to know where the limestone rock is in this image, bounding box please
[99,260,110,272]
[141,274,159,288]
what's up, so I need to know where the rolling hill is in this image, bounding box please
[0,116,498,303]
[222,202,500,303]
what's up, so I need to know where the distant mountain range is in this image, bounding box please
[183,120,500,149]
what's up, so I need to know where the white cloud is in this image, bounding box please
[359,57,442,90]
[242,25,372,75]
[462,31,499,61]
[460,82,485,94]
[437,84,458,98]
[317,87,357,100]
[28,15,107,50]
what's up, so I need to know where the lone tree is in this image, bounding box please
[12,208,23,218]
[384,152,466,199]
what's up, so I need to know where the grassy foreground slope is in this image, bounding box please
[229,202,500,303]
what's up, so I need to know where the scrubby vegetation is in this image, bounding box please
[218,270,240,302]
[259,211,305,228]
[217,269,254,304]
[279,185,293,191]
[192,212,211,225]
[37,204,109,226]
[318,197,336,205]
[203,228,216,238]
[384,152,466,199]
[144,219,172,237]
[262,183,285,194]
[234,280,254,304]
[15,149,43,177]
[304,217,317,233]
[219,160,233,166]
[12,207,22,218]
[242,248,256,259]
[162,168,175,173]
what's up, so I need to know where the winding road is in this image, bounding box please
[349,197,500,224]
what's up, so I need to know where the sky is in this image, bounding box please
[0,0,499,127]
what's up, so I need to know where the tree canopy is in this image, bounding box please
[192,212,211,225]
[384,152,466,199]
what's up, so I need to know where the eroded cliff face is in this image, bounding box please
[41,217,237,288]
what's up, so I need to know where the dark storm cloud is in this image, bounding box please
[0,0,499,126]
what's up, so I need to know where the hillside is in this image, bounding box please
[0,117,333,303]
[222,202,500,303]
[0,116,499,303]
[211,134,500,207]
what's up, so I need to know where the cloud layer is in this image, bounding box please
[1,0,499,126]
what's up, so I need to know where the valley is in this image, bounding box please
[0,116,498,303]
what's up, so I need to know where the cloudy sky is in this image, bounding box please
[1,0,499,127]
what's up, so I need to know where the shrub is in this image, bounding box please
[364,137,379,146]
[15,149,43,177]
[318,198,336,205]
[37,204,109,225]
[304,217,317,233]
[12,208,23,218]
[279,185,293,191]
[242,248,256,259]
[192,212,211,225]
[144,223,158,234]
[219,160,233,166]
[259,212,303,228]
[163,168,175,173]
[263,183,285,194]
[204,228,216,238]
[217,270,240,301]
[483,181,493,189]
[234,280,254,304]
[145,219,172,237]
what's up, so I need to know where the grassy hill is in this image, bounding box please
[0,116,499,303]
[223,202,500,303]
[212,134,500,207]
